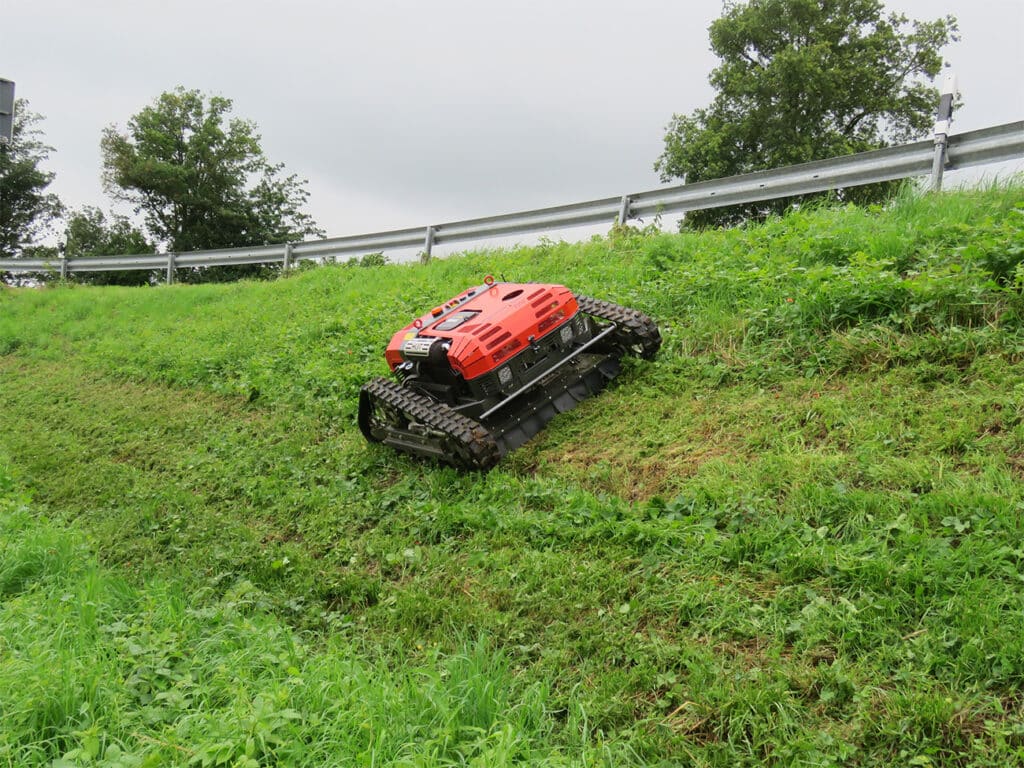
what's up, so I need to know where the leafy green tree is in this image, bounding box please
[101,88,322,280]
[63,206,155,285]
[655,0,958,227]
[0,101,64,258]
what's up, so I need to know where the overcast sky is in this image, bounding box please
[6,0,1024,247]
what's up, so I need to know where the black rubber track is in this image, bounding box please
[575,295,662,360]
[359,376,501,471]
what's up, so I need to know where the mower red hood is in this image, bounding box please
[384,282,578,381]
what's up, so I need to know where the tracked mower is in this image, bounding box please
[358,278,660,470]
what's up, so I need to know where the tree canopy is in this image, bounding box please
[655,0,958,227]
[0,101,64,258]
[63,206,155,285]
[101,88,322,257]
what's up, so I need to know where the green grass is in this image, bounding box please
[1,181,1023,765]
[0,461,598,767]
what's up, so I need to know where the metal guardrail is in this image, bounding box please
[2,120,1021,280]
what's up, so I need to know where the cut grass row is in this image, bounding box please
[1,458,608,767]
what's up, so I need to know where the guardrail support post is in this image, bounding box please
[59,258,68,280]
[678,172,688,227]
[931,136,948,192]
[421,226,436,264]
[166,252,176,285]
[618,196,632,226]
[931,73,958,192]
[282,242,293,272]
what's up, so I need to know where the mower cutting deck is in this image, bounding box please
[358,279,660,470]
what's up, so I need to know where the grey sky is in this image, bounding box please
[6,0,1023,244]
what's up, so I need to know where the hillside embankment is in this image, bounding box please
[1,183,1022,765]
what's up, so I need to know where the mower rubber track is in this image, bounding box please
[359,376,501,471]
[576,295,662,359]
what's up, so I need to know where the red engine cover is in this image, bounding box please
[385,282,578,381]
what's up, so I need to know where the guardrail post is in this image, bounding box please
[618,196,632,226]
[931,73,958,192]
[282,242,293,272]
[59,257,68,280]
[678,172,688,227]
[166,252,176,285]
[421,225,436,264]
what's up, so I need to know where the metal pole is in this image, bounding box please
[166,252,175,284]
[931,73,958,192]
[421,225,436,264]
[0,79,14,146]
[678,172,687,227]
[57,241,68,281]
[931,138,947,192]
[617,196,631,226]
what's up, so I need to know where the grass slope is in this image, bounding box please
[1,184,1023,766]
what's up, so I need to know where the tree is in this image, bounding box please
[63,206,155,286]
[0,101,64,258]
[655,0,958,227]
[101,87,322,279]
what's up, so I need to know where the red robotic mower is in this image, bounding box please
[358,278,660,470]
